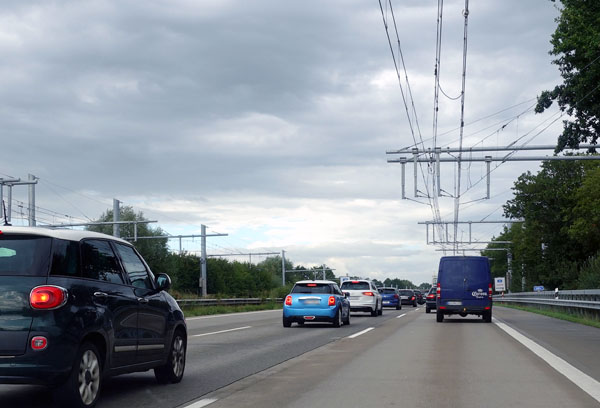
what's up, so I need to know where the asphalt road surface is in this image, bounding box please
[1,306,599,408]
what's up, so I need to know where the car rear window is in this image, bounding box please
[398,290,413,296]
[380,288,396,294]
[340,281,370,290]
[292,283,332,294]
[0,234,52,276]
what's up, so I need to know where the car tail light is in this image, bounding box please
[411,296,415,300]
[285,295,292,306]
[31,336,48,351]
[307,283,317,287]
[30,286,68,310]
[488,283,493,300]
[362,291,375,296]
[439,306,446,310]
[351,280,360,284]
[394,294,399,299]
[328,296,336,306]
[437,282,441,300]
[427,294,435,299]
[484,306,491,310]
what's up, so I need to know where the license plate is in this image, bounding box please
[303,300,320,305]
[383,301,390,304]
[447,301,462,306]
[349,296,359,300]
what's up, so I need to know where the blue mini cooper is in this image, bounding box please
[283,280,350,327]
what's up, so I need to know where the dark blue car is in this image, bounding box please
[378,287,401,310]
[436,256,492,323]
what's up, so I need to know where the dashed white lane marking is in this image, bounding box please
[183,398,218,408]
[347,327,374,339]
[192,326,252,338]
[396,313,407,319]
[494,319,600,403]
[187,309,280,321]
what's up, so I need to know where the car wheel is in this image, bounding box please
[343,308,351,325]
[413,301,417,307]
[371,303,378,317]
[436,311,444,322]
[396,303,401,310]
[378,303,383,315]
[483,310,492,323]
[53,342,102,408]
[155,329,186,384]
[333,308,342,327]
[283,316,292,327]
[426,307,431,314]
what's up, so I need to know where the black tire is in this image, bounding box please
[396,303,401,310]
[413,301,417,307]
[283,316,292,327]
[333,308,342,327]
[378,303,383,315]
[53,342,102,408]
[155,329,186,384]
[426,307,431,314]
[483,310,492,323]
[343,308,351,325]
[436,311,444,322]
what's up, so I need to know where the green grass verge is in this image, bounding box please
[497,304,600,329]
[182,302,283,317]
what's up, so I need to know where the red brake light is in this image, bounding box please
[427,294,435,299]
[436,282,441,300]
[394,294,399,299]
[307,283,317,287]
[488,283,493,300]
[351,281,360,284]
[31,336,48,351]
[362,291,374,296]
[30,286,67,310]
[411,296,415,300]
[285,295,292,306]
[328,296,336,306]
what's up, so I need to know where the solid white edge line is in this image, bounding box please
[347,327,374,339]
[187,309,280,321]
[494,319,600,403]
[192,326,252,338]
[183,398,218,408]
[396,313,407,319]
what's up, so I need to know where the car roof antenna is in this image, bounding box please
[2,200,11,226]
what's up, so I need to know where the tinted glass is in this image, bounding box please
[292,283,332,294]
[398,290,414,296]
[81,240,124,284]
[0,235,51,276]
[380,288,396,294]
[50,239,80,277]
[114,243,154,289]
[340,281,370,290]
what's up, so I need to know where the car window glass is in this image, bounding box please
[380,288,396,294]
[291,283,332,294]
[340,281,370,290]
[0,235,51,277]
[114,243,154,289]
[81,240,124,284]
[50,239,80,277]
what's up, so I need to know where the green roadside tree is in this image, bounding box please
[535,0,600,151]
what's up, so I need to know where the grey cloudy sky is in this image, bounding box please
[1,1,565,285]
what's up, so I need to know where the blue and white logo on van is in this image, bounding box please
[471,289,487,299]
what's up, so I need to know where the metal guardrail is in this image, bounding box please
[176,298,283,307]
[493,289,600,312]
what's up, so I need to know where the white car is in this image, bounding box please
[340,279,383,316]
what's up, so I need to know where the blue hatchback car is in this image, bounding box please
[436,256,492,323]
[378,287,401,310]
[283,280,350,327]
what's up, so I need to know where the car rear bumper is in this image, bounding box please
[437,305,492,315]
[283,306,337,320]
[426,300,437,309]
[381,299,399,307]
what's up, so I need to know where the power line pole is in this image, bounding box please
[281,250,286,286]
[113,199,120,238]
[201,225,207,297]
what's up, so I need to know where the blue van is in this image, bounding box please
[435,256,492,323]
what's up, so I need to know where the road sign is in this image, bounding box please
[533,285,545,292]
[494,277,506,292]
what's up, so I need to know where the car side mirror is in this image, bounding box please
[156,273,171,291]
[344,292,350,298]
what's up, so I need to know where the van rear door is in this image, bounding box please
[462,257,490,307]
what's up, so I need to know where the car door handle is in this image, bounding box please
[137,297,149,304]
[93,292,108,298]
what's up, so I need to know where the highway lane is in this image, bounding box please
[191,306,600,408]
[0,306,404,408]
